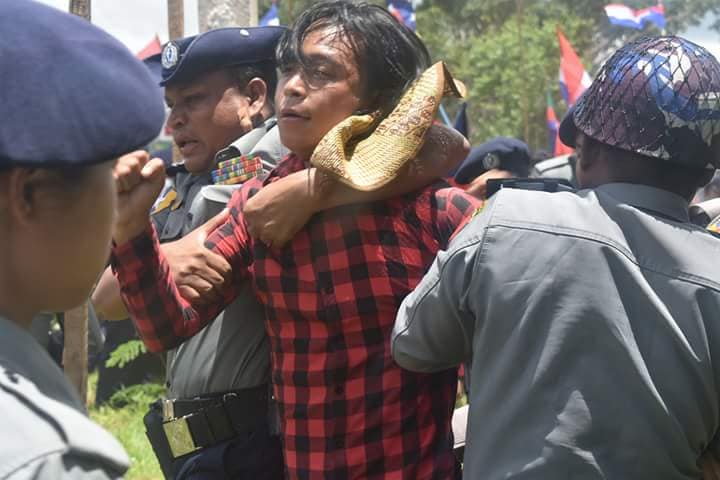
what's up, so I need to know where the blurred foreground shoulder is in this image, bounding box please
[0,366,128,480]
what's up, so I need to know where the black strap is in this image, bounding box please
[166,385,269,453]
[169,384,268,419]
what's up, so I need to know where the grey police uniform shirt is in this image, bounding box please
[0,316,128,479]
[152,119,287,399]
[393,183,720,479]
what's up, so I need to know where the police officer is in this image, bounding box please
[393,36,720,479]
[454,137,532,198]
[0,1,165,478]
[92,26,287,479]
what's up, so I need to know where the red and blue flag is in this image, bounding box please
[260,1,280,26]
[547,92,574,156]
[557,28,592,106]
[387,0,416,31]
[604,3,666,30]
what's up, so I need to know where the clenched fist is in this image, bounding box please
[113,150,166,244]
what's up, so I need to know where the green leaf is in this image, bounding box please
[106,340,148,369]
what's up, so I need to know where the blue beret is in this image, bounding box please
[0,1,165,169]
[143,53,163,84]
[160,26,287,86]
[455,137,531,184]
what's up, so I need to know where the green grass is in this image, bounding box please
[87,373,164,480]
[84,373,468,480]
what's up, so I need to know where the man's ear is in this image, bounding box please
[575,133,597,171]
[244,77,269,120]
[2,168,42,227]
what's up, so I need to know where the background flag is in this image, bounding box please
[453,102,469,139]
[136,34,162,60]
[260,1,281,26]
[604,3,666,30]
[387,0,416,31]
[547,92,574,156]
[557,27,592,106]
[445,102,470,177]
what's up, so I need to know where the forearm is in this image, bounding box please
[392,243,477,372]
[110,225,228,352]
[91,267,129,321]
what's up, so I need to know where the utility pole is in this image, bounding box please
[516,0,530,144]
[65,0,92,404]
[167,0,184,163]
[167,0,184,39]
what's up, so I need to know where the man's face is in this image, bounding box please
[165,70,253,173]
[275,27,365,161]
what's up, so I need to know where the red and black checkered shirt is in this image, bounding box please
[112,154,480,479]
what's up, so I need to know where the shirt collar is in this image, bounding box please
[213,117,277,166]
[263,153,306,185]
[595,183,690,223]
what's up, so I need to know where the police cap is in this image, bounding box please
[0,0,165,169]
[160,26,287,86]
[455,137,532,184]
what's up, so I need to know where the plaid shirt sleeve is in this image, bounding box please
[110,189,253,353]
[430,186,483,249]
[392,187,484,372]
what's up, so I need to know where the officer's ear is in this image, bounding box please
[0,167,47,227]
[243,78,268,119]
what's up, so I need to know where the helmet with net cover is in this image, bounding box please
[559,36,720,169]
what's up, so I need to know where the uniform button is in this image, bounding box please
[7,372,19,383]
[186,212,193,222]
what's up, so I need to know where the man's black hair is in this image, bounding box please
[276,0,431,115]
[582,134,715,201]
[228,60,278,102]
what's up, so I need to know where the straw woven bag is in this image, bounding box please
[310,61,465,191]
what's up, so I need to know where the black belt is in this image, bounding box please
[161,384,268,459]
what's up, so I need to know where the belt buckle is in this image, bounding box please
[163,415,201,458]
[161,398,175,421]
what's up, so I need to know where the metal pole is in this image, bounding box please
[168,0,185,164]
[62,306,89,403]
[65,0,91,404]
[250,0,259,26]
[167,0,185,39]
[516,0,529,143]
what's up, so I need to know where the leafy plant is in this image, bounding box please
[106,339,148,369]
[106,382,166,409]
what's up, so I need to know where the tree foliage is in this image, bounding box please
[259,0,719,151]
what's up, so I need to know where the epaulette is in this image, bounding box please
[707,215,720,237]
[166,162,188,176]
[533,155,573,174]
[486,177,575,197]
